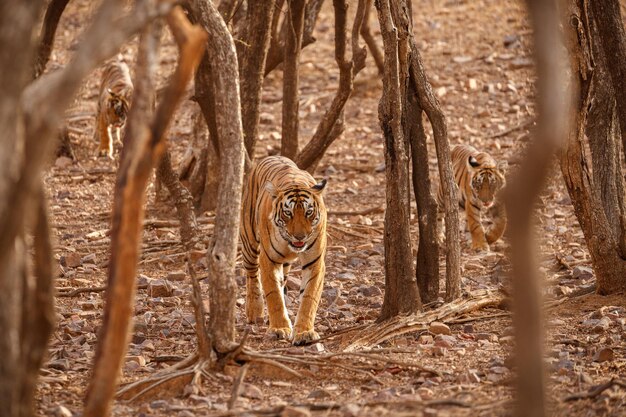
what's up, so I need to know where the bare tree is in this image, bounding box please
[559,0,626,295]
[505,0,572,416]
[84,6,206,416]
[375,0,421,318]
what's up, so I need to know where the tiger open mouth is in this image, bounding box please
[290,241,306,249]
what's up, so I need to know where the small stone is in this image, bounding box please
[166,270,186,281]
[436,86,447,97]
[48,359,70,371]
[463,324,474,333]
[281,406,311,417]
[126,355,147,367]
[593,347,614,362]
[149,400,169,409]
[259,112,275,125]
[324,165,338,175]
[307,389,332,399]
[572,266,593,279]
[592,317,612,333]
[80,253,97,265]
[468,78,478,90]
[336,272,356,281]
[503,34,520,48]
[359,285,382,297]
[148,279,173,297]
[241,383,263,400]
[52,405,73,417]
[434,334,456,348]
[417,387,434,400]
[61,253,82,268]
[510,57,534,69]
[429,321,451,335]
[475,333,498,342]
[55,156,73,169]
[418,334,434,345]
[286,276,301,291]
[80,300,98,310]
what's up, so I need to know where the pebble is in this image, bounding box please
[307,389,332,399]
[434,334,457,348]
[148,279,173,298]
[593,347,614,363]
[61,253,82,268]
[429,321,451,335]
[592,317,612,333]
[572,266,593,279]
[52,405,73,417]
[55,156,73,169]
[418,334,434,345]
[336,272,356,281]
[166,270,186,281]
[358,285,382,297]
[241,383,263,400]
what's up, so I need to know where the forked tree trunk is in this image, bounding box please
[360,0,384,74]
[375,0,420,320]
[561,0,626,295]
[192,0,246,354]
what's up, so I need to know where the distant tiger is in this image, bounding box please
[240,156,327,345]
[94,56,133,159]
[438,144,507,251]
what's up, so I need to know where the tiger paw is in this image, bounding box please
[267,326,293,341]
[245,300,264,324]
[292,329,320,346]
[471,241,490,252]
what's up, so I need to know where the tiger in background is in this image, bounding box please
[438,144,507,251]
[240,156,327,345]
[94,55,133,159]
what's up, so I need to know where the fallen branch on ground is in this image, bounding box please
[564,378,626,402]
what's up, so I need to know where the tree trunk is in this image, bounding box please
[360,0,384,74]
[507,0,572,416]
[281,0,306,159]
[408,95,439,304]
[561,0,626,295]
[375,0,420,320]
[239,0,275,160]
[84,8,206,416]
[590,0,626,158]
[192,0,246,354]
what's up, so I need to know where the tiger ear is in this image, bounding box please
[497,160,508,174]
[264,181,277,198]
[311,179,327,193]
[468,155,480,168]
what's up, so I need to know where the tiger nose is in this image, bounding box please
[293,232,306,241]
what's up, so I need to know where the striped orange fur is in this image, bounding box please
[438,144,507,251]
[94,56,133,159]
[240,156,327,345]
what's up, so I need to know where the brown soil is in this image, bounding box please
[40,1,626,416]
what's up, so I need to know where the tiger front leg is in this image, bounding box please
[96,115,112,159]
[259,252,292,340]
[293,254,325,345]
[466,201,489,251]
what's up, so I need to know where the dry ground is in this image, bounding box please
[40,0,625,416]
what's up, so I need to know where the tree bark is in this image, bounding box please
[407,38,460,302]
[375,0,420,321]
[585,1,626,256]
[408,95,439,304]
[84,8,206,416]
[590,0,626,158]
[34,0,71,78]
[239,0,275,160]
[507,1,572,416]
[281,0,306,159]
[192,0,246,354]
[561,0,626,296]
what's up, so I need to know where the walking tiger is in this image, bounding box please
[94,55,133,159]
[438,144,507,251]
[240,156,327,345]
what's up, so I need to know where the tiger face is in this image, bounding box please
[267,180,326,253]
[467,154,506,209]
[106,89,130,127]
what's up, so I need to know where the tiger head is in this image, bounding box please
[266,179,327,253]
[467,153,507,209]
[106,88,131,126]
